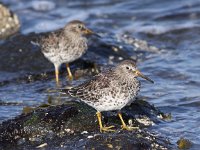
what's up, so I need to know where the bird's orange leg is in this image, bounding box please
[54,66,60,86]
[96,111,115,133]
[66,63,73,81]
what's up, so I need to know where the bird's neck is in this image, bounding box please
[65,31,86,43]
[114,71,140,86]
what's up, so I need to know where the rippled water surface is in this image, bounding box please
[1,0,200,148]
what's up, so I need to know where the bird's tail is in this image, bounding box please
[60,88,70,94]
[30,40,40,46]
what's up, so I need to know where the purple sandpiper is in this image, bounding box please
[68,60,154,132]
[36,20,99,85]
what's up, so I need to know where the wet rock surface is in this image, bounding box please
[0,3,20,39]
[0,100,173,149]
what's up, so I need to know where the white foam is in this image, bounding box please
[118,21,200,35]
[31,1,56,11]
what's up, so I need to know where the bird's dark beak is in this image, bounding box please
[84,28,101,37]
[135,70,154,83]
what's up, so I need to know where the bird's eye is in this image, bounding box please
[78,25,82,29]
[126,66,130,70]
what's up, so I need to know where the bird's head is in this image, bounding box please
[116,60,154,83]
[64,20,100,37]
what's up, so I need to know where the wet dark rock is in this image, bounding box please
[0,3,20,39]
[0,104,78,149]
[0,100,173,149]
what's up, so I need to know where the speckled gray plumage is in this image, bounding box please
[38,20,88,69]
[69,60,141,112]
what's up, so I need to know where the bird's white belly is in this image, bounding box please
[60,47,85,63]
[42,38,87,67]
[43,47,86,67]
[91,94,132,112]
[43,50,62,66]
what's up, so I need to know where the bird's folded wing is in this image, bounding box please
[68,73,111,102]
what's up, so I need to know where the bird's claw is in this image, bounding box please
[121,125,139,131]
[100,125,115,132]
[67,75,73,81]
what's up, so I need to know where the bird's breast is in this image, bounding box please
[59,37,88,62]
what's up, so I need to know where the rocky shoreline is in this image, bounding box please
[0,100,173,149]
